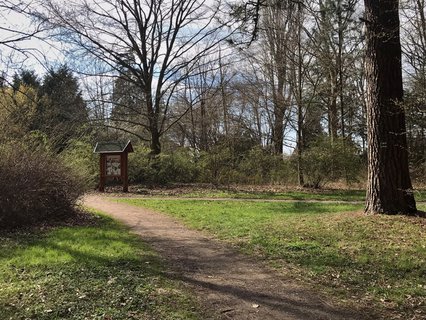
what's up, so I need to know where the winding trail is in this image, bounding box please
[84,194,373,320]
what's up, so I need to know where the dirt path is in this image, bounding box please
[84,194,372,320]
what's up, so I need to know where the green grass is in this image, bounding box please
[0,212,203,320]
[180,189,366,201]
[117,198,426,319]
[173,188,426,202]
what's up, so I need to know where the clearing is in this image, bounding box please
[84,194,385,320]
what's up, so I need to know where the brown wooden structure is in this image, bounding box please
[94,141,133,192]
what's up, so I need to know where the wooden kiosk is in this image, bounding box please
[94,141,133,192]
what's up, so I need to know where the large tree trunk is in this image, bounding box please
[296,0,304,186]
[146,98,162,155]
[199,98,208,152]
[150,129,162,155]
[364,0,417,214]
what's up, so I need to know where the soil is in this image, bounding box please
[83,194,375,320]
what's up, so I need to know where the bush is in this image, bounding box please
[129,146,199,184]
[238,146,295,184]
[299,137,362,188]
[198,146,240,185]
[0,143,86,228]
[61,139,99,188]
[197,145,297,185]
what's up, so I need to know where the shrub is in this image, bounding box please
[129,146,198,184]
[299,137,362,188]
[0,143,86,228]
[198,146,240,185]
[238,146,296,184]
[60,139,99,188]
[155,150,199,183]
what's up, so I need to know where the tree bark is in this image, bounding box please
[272,77,285,154]
[364,0,417,214]
[199,98,208,152]
[150,129,162,156]
[296,1,304,186]
[147,98,162,155]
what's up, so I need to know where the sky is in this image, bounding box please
[0,2,64,78]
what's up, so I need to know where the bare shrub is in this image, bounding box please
[0,143,86,228]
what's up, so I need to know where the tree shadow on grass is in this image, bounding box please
[414,210,426,218]
[0,225,188,320]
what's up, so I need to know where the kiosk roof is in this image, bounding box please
[93,140,133,153]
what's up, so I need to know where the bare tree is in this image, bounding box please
[35,0,232,154]
[401,0,426,179]
[0,1,43,46]
[261,0,295,155]
[308,0,362,141]
[174,57,224,151]
[0,1,47,84]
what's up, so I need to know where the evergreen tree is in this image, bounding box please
[12,69,40,90]
[40,65,88,151]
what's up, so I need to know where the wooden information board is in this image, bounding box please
[94,141,133,192]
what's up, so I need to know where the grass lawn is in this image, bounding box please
[179,189,426,202]
[181,189,368,201]
[118,199,426,319]
[0,212,203,320]
[134,186,426,202]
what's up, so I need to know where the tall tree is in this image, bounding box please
[36,0,231,155]
[310,0,361,141]
[40,65,88,151]
[364,0,417,214]
[0,84,40,140]
[110,57,149,142]
[12,69,40,89]
[401,0,426,179]
[262,0,294,154]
